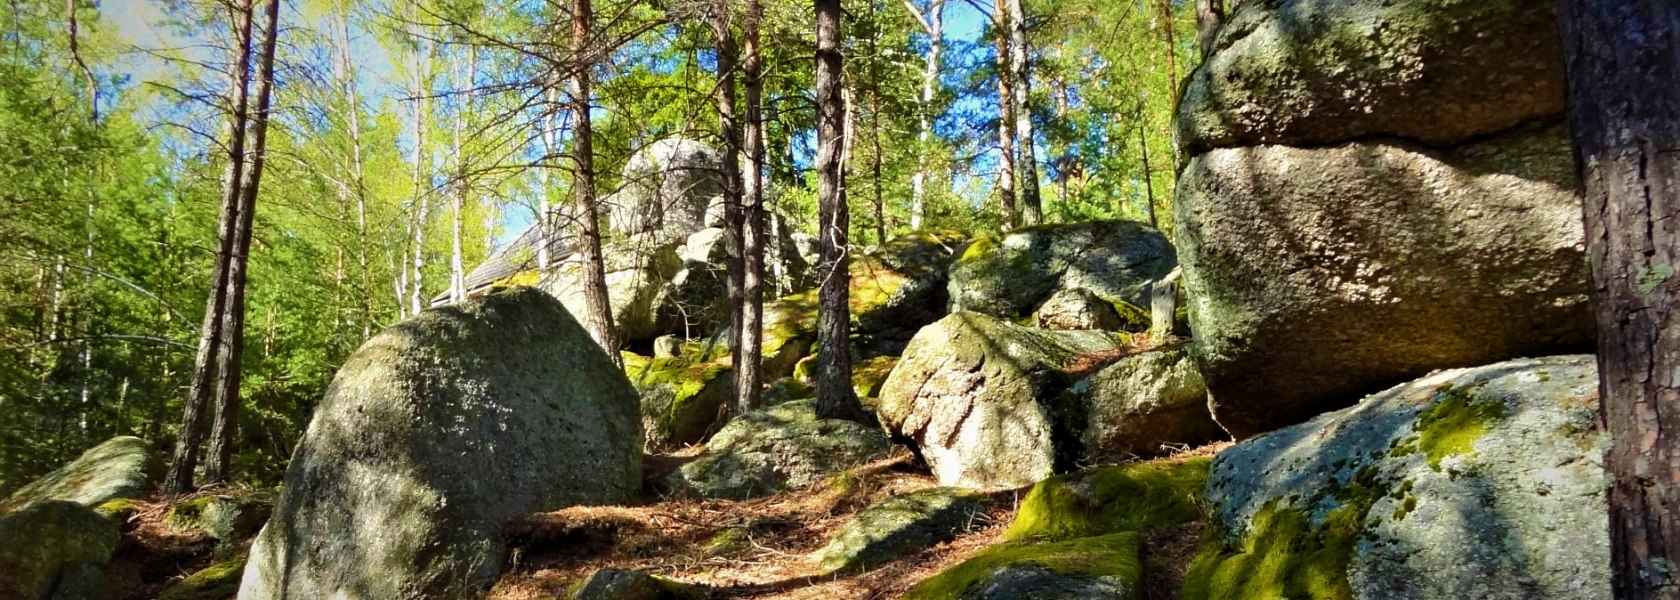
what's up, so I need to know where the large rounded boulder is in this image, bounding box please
[0,436,155,515]
[877,312,1132,489]
[1177,125,1590,437]
[239,288,642,600]
[664,400,894,500]
[1174,0,1588,438]
[542,234,682,344]
[947,221,1174,329]
[1185,355,1608,600]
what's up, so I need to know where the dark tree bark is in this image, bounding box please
[1005,0,1041,225]
[166,0,255,495]
[572,0,620,362]
[1559,2,1680,599]
[203,0,280,486]
[814,0,865,422]
[713,8,745,392]
[737,0,766,413]
[992,4,1017,231]
[1196,0,1222,56]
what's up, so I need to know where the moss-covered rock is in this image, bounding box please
[664,400,894,500]
[624,351,733,449]
[239,288,643,600]
[1005,457,1210,543]
[1063,348,1222,462]
[1176,125,1590,437]
[0,436,155,516]
[814,487,985,573]
[566,568,703,600]
[947,221,1174,329]
[158,552,246,600]
[905,532,1143,600]
[1188,356,1609,600]
[0,500,120,600]
[878,312,1131,489]
[1177,0,1564,155]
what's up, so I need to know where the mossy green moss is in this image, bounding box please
[158,552,247,600]
[851,355,899,399]
[1004,457,1211,542]
[707,527,750,557]
[1183,463,1398,600]
[94,498,139,520]
[1390,383,1505,470]
[625,352,733,445]
[1108,299,1150,333]
[164,496,217,533]
[904,532,1142,600]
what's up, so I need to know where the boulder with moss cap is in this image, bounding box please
[664,400,894,500]
[0,436,155,516]
[814,487,985,573]
[239,288,643,600]
[1185,355,1608,600]
[1064,347,1222,462]
[623,350,733,449]
[0,500,121,600]
[904,532,1144,600]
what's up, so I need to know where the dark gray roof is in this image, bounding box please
[431,222,572,305]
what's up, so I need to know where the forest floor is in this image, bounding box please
[102,444,1224,599]
[491,443,1225,599]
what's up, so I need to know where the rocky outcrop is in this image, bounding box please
[1177,125,1589,437]
[1035,288,1128,332]
[0,436,154,516]
[948,221,1173,330]
[566,568,701,600]
[1177,0,1564,155]
[1174,0,1588,438]
[1065,347,1221,462]
[664,400,894,500]
[240,289,643,600]
[1185,356,1609,600]
[814,487,985,573]
[607,138,723,240]
[877,312,1131,489]
[0,500,121,600]
[542,234,682,344]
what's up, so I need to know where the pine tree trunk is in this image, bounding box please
[738,0,766,413]
[1558,2,1680,599]
[1005,0,1040,225]
[814,0,864,422]
[713,10,745,387]
[573,0,620,361]
[166,0,255,495]
[204,0,279,486]
[993,5,1017,231]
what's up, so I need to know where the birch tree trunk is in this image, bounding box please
[904,0,944,231]
[992,4,1017,230]
[1558,2,1680,598]
[1005,0,1041,225]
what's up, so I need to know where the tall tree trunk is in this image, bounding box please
[993,6,1017,231]
[407,7,432,318]
[449,45,477,304]
[814,0,863,422]
[1159,0,1179,108]
[867,17,886,246]
[737,0,766,413]
[166,0,254,495]
[1558,2,1680,599]
[713,8,745,385]
[1005,0,1040,225]
[538,86,560,271]
[904,0,944,231]
[204,0,280,486]
[572,0,620,361]
[335,10,372,340]
[1196,0,1222,56]
[1138,123,1157,228]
